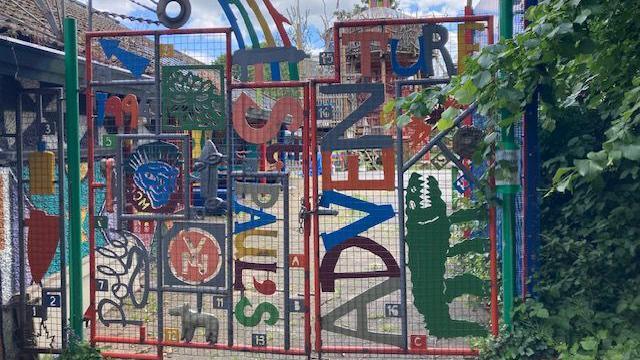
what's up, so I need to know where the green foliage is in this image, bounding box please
[59,340,104,360]
[394,0,640,358]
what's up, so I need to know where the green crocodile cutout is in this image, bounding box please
[405,173,488,338]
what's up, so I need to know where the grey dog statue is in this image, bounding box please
[168,303,219,344]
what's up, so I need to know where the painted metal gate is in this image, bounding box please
[15,88,68,355]
[85,28,312,359]
[85,14,497,359]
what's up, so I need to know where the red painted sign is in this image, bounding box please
[168,228,222,285]
[288,254,305,268]
[25,210,60,284]
[410,335,427,350]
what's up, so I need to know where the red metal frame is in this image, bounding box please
[310,14,498,355]
[85,14,497,359]
[87,28,311,357]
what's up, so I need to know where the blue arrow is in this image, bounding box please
[99,39,150,78]
[95,92,107,127]
[319,191,395,251]
[233,201,276,234]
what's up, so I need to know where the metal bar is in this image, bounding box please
[319,346,478,356]
[334,14,493,28]
[91,79,155,87]
[154,34,161,136]
[309,82,322,352]
[225,31,234,348]
[93,336,308,355]
[155,286,228,295]
[436,141,480,185]
[283,174,290,350]
[402,102,478,172]
[115,133,190,140]
[230,81,309,89]
[394,84,408,351]
[116,136,123,231]
[56,90,68,348]
[229,171,290,178]
[490,205,499,336]
[64,17,84,339]
[499,0,516,329]
[302,84,311,355]
[16,93,26,341]
[87,0,92,31]
[84,28,97,347]
[522,0,540,301]
[395,78,451,87]
[152,32,163,360]
[156,222,164,360]
[182,138,192,220]
[85,27,232,39]
[100,352,158,360]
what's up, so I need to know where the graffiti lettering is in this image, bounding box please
[322,278,403,347]
[233,201,277,234]
[319,236,400,292]
[318,191,395,251]
[233,93,304,144]
[390,24,456,77]
[235,229,278,259]
[235,296,279,327]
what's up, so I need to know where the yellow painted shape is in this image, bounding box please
[246,0,276,46]
[457,23,484,73]
[28,151,55,194]
[235,229,278,259]
[192,130,203,159]
[164,327,180,342]
[160,44,175,57]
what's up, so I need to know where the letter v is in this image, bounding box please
[318,191,395,251]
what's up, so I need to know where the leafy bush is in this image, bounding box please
[59,340,103,360]
[393,0,640,358]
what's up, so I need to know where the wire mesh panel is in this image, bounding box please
[228,84,310,357]
[86,28,312,359]
[311,15,496,357]
[14,88,68,355]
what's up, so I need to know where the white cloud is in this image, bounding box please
[88,0,468,46]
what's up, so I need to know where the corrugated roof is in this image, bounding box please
[0,0,201,74]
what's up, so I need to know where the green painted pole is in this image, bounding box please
[64,17,84,340]
[499,0,516,329]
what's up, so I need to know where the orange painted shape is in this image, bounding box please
[168,229,222,285]
[407,117,432,151]
[271,97,304,133]
[233,93,304,144]
[341,32,388,78]
[322,148,395,191]
[105,96,123,128]
[288,254,305,268]
[122,94,139,130]
[105,158,114,212]
[232,93,282,144]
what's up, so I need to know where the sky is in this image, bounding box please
[88,0,479,55]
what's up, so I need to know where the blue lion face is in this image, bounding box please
[133,161,179,208]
